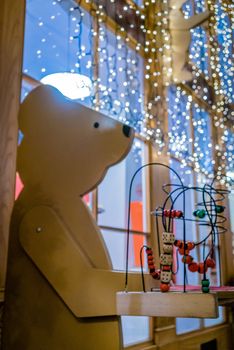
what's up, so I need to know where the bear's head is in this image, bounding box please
[17,85,134,197]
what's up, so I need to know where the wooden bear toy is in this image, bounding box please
[2,85,145,350]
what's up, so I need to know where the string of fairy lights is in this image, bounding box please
[23,0,233,184]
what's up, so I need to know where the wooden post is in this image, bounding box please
[0,0,25,290]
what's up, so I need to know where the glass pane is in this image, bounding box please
[101,228,147,272]
[23,0,93,106]
[168,86,192,159]
[204,306,224,327]
[176,318,200,334]
[192,104,213,175]
[98,138,148,232]
[183,0,210,77]
[215,0,233,104]
[121,316,150,346]
[98,24,144,132]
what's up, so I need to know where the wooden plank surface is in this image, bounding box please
[170,285,234,301]
[116,291,219,318]
[0,0,25,289]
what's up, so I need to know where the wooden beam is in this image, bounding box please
[116,291,219,318]
[0,0,25,289]
[117,286,234,318]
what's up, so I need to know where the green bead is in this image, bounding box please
[202,279,210,287]
[202,286,210,293]
[215,205,225,213]
[193,209,206,218]
[197,209,206,218]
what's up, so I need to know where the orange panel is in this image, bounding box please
[131,201,144,267]
[15,172,24,200]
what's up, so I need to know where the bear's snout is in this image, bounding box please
[122,124,131,138]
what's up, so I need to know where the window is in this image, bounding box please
[168,85,192,160]
[192,104,213,175]
[98,24,144,131]
[98,138,149,271]
[169,162,225,334]
[215,0,233,104]
[167,81,225,334]
[183,0,210,77]
[18,0,233,346]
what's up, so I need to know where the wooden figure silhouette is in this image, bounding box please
[3,85,147,350]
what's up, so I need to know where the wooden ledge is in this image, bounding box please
[116,287,234,319]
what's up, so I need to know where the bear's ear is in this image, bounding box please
[19,85,66,134]
[169,0,186,8]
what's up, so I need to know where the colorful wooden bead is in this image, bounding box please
[178,248,189,256]
[182,255,193,264]
[197,262,208,274]
[162,232,175,244]
[201,279,210,293]
[174,239,182,248]
[163,209,183,218]
[162,265,171,271]
[160,283,170,292]
[193,209,206,218]
[163,244,173,254]
[161,271,172,283]
[187,241,195,251]
[151,270,161,280]
[146,248,153,255]
[202,286,210,293]
[188,262,198,272]
[215,205,225,213]
[201,279,210,287]
[175,210,183,218]
[160,253,173,265]
[206,258,215,268]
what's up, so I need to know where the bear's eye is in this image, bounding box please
[93,122,99,128]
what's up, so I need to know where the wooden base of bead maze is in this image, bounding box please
[116,286,234,319]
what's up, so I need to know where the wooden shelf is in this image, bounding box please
[116,286,234,319]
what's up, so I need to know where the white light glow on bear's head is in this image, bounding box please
[41,72,92,100]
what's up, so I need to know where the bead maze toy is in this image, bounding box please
[117,163,234,318]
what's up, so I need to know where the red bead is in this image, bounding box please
[188,262,198,272]
[160,283,170,292]
[206,258,215,268]
[151,270,160,280]
[175,210,183,218]
[171,210,176,218]
[182,255,193,264]
[174,240,181,248]
[162,265,171,271]
[187,242,195,251]
[146,248,153,255]
[198,262,208,274]
[147,256,154,262]
[178,248,189,256]
[148,263,155,269]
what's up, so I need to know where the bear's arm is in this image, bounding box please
[170,10,210,30]
[19,205,155,317]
